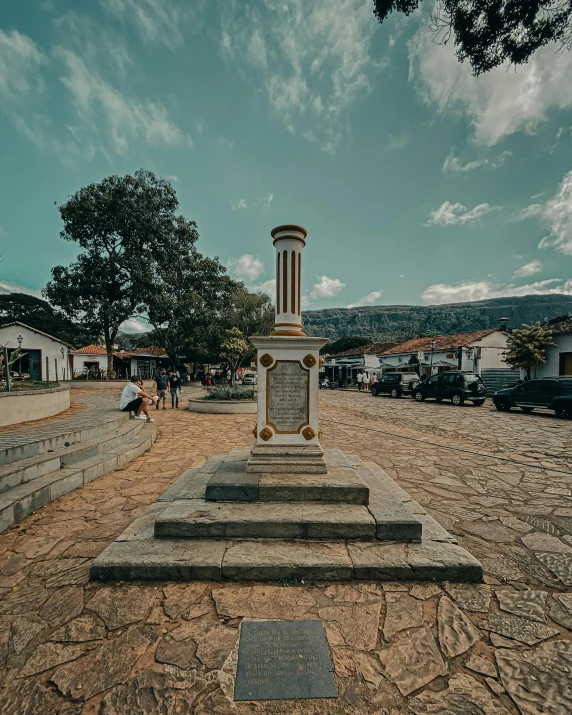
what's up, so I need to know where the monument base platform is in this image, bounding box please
[90,448,482,583]
[246,444,327,474]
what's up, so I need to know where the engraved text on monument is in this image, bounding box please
[267,361,309,432]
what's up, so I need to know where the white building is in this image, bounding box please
[378,329,514,390]
[0,321,72,381]
[71,344,109,377]
[536,317,572,377]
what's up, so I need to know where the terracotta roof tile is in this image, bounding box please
[71,344,107,355]
[381,329,500,355]
[331,342,396,357]
[549,317,572,334]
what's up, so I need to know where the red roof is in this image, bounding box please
[549,317,572,335]
[331,342,396,358]
[381,329,500,355]
[72,344,107,355]
[134,346,167,357]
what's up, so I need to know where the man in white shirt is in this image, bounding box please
[120,375,157,422]
[356,372,363,391]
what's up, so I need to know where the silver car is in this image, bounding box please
[242,373,258,385]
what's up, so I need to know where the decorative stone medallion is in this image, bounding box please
[259,353,274,368]
[259,427,273,441]
[303,354,316,368]
[302,426,316,441]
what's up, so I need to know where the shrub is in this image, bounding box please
[204,386,255,401]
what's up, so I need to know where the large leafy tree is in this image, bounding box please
[226,286,274,339]
[0,292,90,346]
[45,171,198,378]
[219,327,251,386]
[146,252,234,369]
[373,1,572,75]
[505,322,556,378]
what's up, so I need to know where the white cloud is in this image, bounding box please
[227,254,265,283]
[385,133,409,151]
[347,289,383,308]
[101,0,206,48]
[421,278,572,305]
[408,10,572,147]
[255,192,274,209]
[512,171,572,256]
[231,198,247,211]
[442,150,512,174]
[512,260,543,279]
[220,0,382,153]
[252,278,276,298]
[165,175,178,183]
[309,275,345,301]
[425,201,502,227]
[0,281,44,299]
[120,317,151,334]
[0,29,47,105]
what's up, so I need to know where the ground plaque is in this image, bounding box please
[234,620,337,701]
[266,361,309,433]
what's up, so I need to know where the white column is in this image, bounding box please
[270,224,306,337]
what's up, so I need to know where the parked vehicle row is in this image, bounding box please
[370,370,572,418]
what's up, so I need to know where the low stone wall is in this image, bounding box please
[0,385,70,427]
[61,381,125,391]
[188,399,257,414]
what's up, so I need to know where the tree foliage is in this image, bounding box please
[0,292,91,346]
[320,335,372,355]
[45,170,198,378]
[226,286,274,339]
[373,0,572,75]
[146,252,234,369]
[219,327,251,386]
[505,321,556,378]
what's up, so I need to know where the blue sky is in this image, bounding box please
[1,0,572,332]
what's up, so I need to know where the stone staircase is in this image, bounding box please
[91,447,482,583]
[0,393,157,534]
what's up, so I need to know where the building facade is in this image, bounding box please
[0,322,72,381]
[535,317,572,377]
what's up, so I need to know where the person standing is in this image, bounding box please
[169,371,181,409]
[363,371,370,392]
[153,369,169,410]
[356,371,363,391]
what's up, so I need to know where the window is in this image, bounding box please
[516,381,537,392]
[427,375,439,385]
[382,374,396,382]
[534,380,561,392]
[463,374,480,383]
[440,374,456,384]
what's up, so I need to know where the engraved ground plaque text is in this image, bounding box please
[234,620,337,701]
[266,360,309,433]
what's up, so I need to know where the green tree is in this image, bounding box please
[146,252,234,370]
[320,335,371,355]
[226,286,274,338]
[45,170,198,378]
[0,292,90,346]
[219,327,250,386]
[505,322,556,379]
[373,1,572,76]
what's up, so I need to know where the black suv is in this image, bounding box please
[371,372,420,398]
[493,377,572,417]
[411,371,487,406]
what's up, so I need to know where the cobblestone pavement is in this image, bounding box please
[0,391,571,714]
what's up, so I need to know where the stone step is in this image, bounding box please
[0,408,130,466]
[205,466,369,504]
[154,500,377,540]
[0,420,145,493]
[90,534,482,583]
[0,422,157,534]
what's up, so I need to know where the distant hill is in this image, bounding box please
[302,295,572,342]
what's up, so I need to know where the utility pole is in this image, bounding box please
[3,347,11,392]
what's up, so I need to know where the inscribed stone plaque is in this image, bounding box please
[267,361,309,433]
[234,620,337,701]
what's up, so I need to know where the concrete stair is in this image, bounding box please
[91,448,483,583]
[0,404,158,534]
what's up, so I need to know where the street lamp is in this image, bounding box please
[17,335,23,376]
[60,346,65,380]
[430,340,436,375]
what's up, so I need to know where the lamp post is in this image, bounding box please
[60,346,65,380]
[17,334,23,376]
[430,340,436,376]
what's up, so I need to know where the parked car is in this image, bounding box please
[412,371,487,406]
[242,373,258,386]
[493,377,572,417]
[371,372,420,398]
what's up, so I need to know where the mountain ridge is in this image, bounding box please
[302,294,572,342]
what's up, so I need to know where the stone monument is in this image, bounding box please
[91,224,483,584]
[248,225,327,474]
